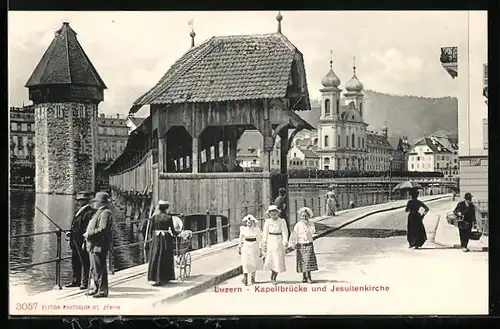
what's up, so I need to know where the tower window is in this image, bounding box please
[79,105,86,118]
[324,99,331,116]
[352,134,355,148]
[338,135,340,147]
[362,137,365,149]
[79,133,85,153]
[324,135,329,147]
[346,136,349,148]
[56,105,64,118]
[360,103,363,116]
[336,99,340,115]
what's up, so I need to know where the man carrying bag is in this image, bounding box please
[453,192,477,252]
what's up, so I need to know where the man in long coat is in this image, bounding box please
[65,191,95,289]
[453,192,477,252]
[84,192,114,298]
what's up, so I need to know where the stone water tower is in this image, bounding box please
[25,22,107,195]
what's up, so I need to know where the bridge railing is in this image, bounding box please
[9,190,451,290]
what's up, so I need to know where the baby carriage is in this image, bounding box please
[173,217,193,282]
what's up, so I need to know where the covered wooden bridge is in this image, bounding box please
[106,15,314,239]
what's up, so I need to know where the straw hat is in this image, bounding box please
[266,205,281,214]
[298,207,313,218]
[158,200,170,206]
[90,191,110,204]
[242,214,258,223]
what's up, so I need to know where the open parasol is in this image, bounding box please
[393,181,423,192]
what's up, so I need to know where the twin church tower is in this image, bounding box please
[25,22,106,195]
[315,54,369,171]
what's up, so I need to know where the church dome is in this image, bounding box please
[322,69,341,88]
[346,75,363,92]
[345,58,363,92]
[321,57,341,88]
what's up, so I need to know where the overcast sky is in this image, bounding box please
[8,11,484,117]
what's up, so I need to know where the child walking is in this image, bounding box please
[288,207,318,283]
[238,214,263,285]
[261,205,289,285]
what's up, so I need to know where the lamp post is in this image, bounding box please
[388,155,394,201]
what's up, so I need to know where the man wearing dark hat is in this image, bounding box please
[84,191,114,298]
[274,187,289,236]
[453,192,477,252]
[65,191,95,289]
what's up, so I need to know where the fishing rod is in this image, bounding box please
[35,206,68,232]
[35,206,89,289]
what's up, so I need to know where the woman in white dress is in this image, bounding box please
[261,205,289,285]
[238,214,263,286]
[288,207,318,283]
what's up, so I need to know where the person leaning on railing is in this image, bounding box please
[64,191,95,289]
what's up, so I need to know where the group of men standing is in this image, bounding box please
[65,191,114,298]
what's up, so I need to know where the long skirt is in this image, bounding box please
[147,234,176,284]
[326,203,336,216]
[241,241,262,273]
[407,214,427,247]
[296,242,318,272]
[263,235,286,273]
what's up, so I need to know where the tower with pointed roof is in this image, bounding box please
[25,22,107,194]
[316,54,368,171]
[344,57,365,116]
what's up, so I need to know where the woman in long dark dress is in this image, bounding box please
[405,189,429,249]
[147,200,178,286]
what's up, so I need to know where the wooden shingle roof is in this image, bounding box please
[25,22,106,89]
[131,33,308,112]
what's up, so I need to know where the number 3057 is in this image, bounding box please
[16,303,38,310]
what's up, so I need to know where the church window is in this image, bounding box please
[360,103,363,116]
[362,137,365,148]
[336,99,340,114]
[346,136,349,148]
[338,135,340,147]
[324,135,329,147]
[324,157,330,165]
[325,99,331,116]
[352,134,355,148]
[358,137,361,149]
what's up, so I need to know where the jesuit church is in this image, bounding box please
[314,56,369,171]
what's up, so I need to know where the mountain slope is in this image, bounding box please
[297,90,458,141]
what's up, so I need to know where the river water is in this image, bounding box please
[9,187,394,295]
[9,190,145,294]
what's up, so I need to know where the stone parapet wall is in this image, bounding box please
[34,102,98,194]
